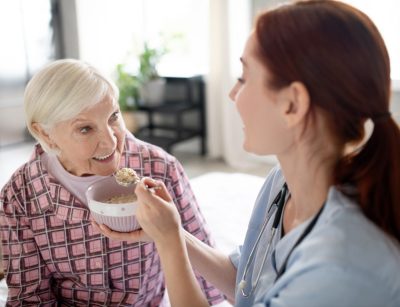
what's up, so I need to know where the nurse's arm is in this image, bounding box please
[156,230,209,307]
[96,221,238,303]
[137,177,237,301]
[184,230,237,302]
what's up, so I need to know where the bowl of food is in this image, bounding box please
[86,176,140,232]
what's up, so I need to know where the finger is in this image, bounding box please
[148,179,172,202]
[93,222,149,242]
[101,224,142,241]
[137,178,173,203]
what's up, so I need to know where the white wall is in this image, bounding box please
[59,0,80,59]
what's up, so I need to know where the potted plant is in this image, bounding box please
[115,40,168,110]
[116,64,140,111]
[137,42,167,106]
[115,64,140,132]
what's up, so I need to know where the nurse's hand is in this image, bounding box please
[135,177,182,246]
[93,178,180,244]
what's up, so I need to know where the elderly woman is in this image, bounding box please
[0,59,224,306]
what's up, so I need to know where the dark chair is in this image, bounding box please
[134,76,206,155]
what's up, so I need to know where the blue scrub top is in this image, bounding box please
[230,166,400,307]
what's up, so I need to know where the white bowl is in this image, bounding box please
[86,176,140,232]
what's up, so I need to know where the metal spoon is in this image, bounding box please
[114,167,161,191]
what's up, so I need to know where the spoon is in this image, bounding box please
[114,167,161,191]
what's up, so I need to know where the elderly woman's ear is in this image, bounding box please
[31,122,59,152]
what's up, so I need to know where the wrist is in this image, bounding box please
[154,227,186,254]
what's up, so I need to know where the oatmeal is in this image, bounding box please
[104,193,137,204]
[114,168,140,186]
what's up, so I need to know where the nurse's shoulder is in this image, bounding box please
[275,187,400,306]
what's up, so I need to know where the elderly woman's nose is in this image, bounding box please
[99,126,117,146]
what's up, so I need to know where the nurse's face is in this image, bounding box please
[229,33,293,156]
[47,96,126,176]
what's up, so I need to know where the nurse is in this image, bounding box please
[97,1,400,306]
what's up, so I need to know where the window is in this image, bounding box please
[76,0,209,78]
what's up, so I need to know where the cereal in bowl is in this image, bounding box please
[104,193,137,204]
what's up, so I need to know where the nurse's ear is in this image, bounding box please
[279,81,310,128]
[31,122,59,151]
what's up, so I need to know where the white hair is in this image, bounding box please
[24,59,119,152]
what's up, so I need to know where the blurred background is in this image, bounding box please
[0,0,399,186]
[0,1,399,303]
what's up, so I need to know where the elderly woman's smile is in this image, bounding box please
[43,97,126,177]
[93,150,115,162]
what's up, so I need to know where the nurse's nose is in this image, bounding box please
[229,82,240,102]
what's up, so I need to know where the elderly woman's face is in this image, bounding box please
[48,96,126,176]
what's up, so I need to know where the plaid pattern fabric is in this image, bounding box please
[0,135,224,306]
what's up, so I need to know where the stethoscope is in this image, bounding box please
[238,183,325,298]
[238,183,288,297]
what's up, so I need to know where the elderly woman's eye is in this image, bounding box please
[80,126,92,134]
[110,111,120,122]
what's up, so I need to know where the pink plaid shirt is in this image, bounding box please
[0,135,224,306]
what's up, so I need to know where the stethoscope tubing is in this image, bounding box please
[238,181,326,298]
[239,183,288,297]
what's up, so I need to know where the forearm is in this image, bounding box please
[156,230,209,307]
[184,230,237,301]
[166,160,237,300]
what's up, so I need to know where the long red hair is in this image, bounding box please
[255,0,400,241]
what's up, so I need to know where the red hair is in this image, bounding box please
[255,0,400,241]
